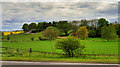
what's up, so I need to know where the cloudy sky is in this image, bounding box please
[2,2,118,31]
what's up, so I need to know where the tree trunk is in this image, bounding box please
[71,51,74,57]
[68,51,71,57]
[68,50,74,57]
[50,40,53,52]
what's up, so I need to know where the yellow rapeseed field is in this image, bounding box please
[3,31,24,35]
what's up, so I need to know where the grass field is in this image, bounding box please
[2,33,119,54]
[1,33,119,63]
[2,33,45,42]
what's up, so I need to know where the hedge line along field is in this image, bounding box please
[2,33,118,54]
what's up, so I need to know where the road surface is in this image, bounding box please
[0,61,119,67]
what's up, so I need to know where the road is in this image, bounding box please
[0,61,119,67]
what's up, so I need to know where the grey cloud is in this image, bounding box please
[2,2,118,30]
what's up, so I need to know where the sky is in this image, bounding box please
[1,2,119,31]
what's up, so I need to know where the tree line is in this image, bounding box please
[22,18,120,38]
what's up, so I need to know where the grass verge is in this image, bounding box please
[2,57,119,64]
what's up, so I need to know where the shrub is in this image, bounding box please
[39,37,42,40]
[7,36,10,41]
[55,36,85,57]
[31,38,34,41]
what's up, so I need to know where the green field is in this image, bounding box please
[2,33,44,42]
[2,33,119,54]
[1,33,119,63]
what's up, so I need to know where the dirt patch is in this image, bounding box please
[57,37,67,39]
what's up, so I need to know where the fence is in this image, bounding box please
[0,47,64,56]
[0,47,120,57]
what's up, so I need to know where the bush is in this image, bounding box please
[31,38,34,41]
[55,36,85,57]
[39,37,42,40]
[73,47,86,57]
[7,36,10,41]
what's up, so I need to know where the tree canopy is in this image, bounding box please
[97,18,109,37]
[76,26,88,39]
[43,26,59,40]
[28,23,37,32]
[101,25,118,41]
[21,18,119,39]
[22,23,29,32]
[57,21,71,36]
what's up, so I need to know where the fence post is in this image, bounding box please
[29,48,32,56]
[5,47,8,52]
[17,49,19,52]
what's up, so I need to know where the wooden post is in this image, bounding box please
[29,48,32,56]
[17,49,19,52]
[6,47,8,52]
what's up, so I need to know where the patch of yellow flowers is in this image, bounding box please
[3,31,24,35]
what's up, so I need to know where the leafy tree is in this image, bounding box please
[111,21,120,37]
[52,21,57,27]
[117,24,120,37]
[80,19,89,27]
[43,22,49,29]
[43,29,58,40]
[55,36,85,57]
[37,22,44,32]
[76,26,88,39]
[101,25,118,41]
[43,26,59,52]
[71,20,80,33]
[98,18,109,37]
[57,21,71,36]
[98,18,109,28]
[22,23,29,32]
[45,26,59,34]
[88,19,98,29]
[71,32,78,36]
[28,23,37,32]
[88,29,96,37]
[49,22,52,26]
